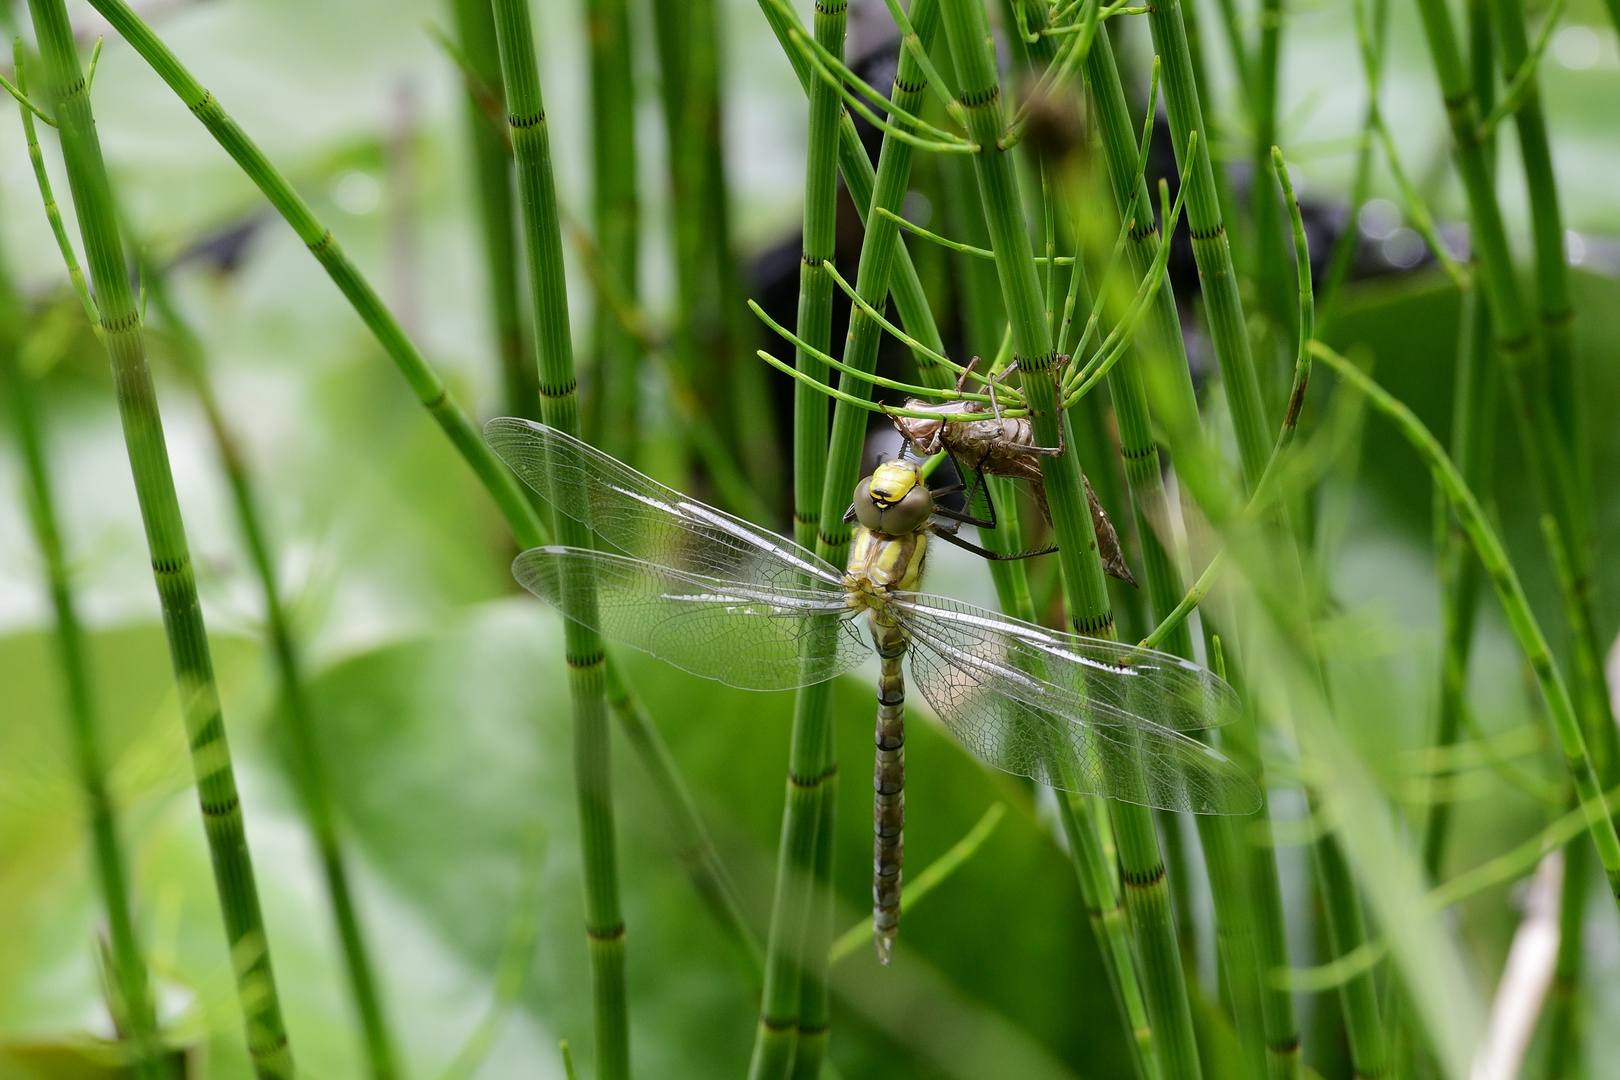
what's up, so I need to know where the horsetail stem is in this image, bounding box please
[752,0,949,377]
[84,0,550,552]
[936,14,1219,1080]
[747,0,847,1072]
[86,5,754,1029]
[1412,0,1620,848]
[1314,343,1620,901]
[24,2,294,1074]
[583,0,640,458]
[488,2,631,1077]
[144,259,400,1080]
[3,324,166,1080]
[449,0,537,424]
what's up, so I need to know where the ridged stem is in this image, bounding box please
[24,2,293,1074]
[747,3,846,1071]
[1058,793,1160,1080]
[937,11,1205,1080]
[1413,0,1620,831]
[1421,283,1494,881]
[1543,834,1588,1080]
[752,0,946,374]
[450,0,536,423]
[85,2,753,1011]
[1143,0,1271,484]
[83,0,549,552]
[3,330,166,1080]
[1079,30,1291,1080]
[146,264,400,1080]
[584,0,640,456]
[782,3,846,1076]
[489,3,628,1077]
[1313,344,1620,901]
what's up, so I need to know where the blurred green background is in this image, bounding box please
[2,0,1619,1077]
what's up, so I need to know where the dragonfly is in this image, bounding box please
[484,418,1259,964]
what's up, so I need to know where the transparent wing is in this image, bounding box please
[892,594,1258,814]
[486,418,845,593]
[514,547,868,691]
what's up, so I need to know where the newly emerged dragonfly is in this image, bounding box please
[485,418,1259,964]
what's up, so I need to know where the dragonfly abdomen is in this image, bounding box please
[871,616,907,966]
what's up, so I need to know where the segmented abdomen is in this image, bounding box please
[871,615,906,965]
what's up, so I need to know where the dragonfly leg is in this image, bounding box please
[873,624,907,966]
[931,521,1058,561]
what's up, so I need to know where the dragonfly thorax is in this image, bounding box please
[843,526,928,611]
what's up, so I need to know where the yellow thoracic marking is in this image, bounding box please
[868,460,922,506]
[844,527,928,608]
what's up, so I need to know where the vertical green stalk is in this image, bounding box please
[776,3,846,1076]
[146,265,399,1080]
[1251,0,1292,362]
[85,0,550,552]
[1143,0,1271,484]
[752,0,945,374]
[1543,836,1588,1080]
[450,0,537,423]
[1411,0,1619,823]
[489,3,628,1077]
[4,338,165,1080]
[1486,0,1578,477]
[937,12,1206,1080]
[584,0,640,458]
[1058,793,1161,1080]
[1307,817,1388,1080]
[23,2,294,1075]
[1077,31,1291,1080]
[1421,284,1494,883]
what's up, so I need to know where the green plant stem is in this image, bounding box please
[449,0,536,423]
[1080,31,1297,1080]
[23,2,294,1075]
[1314,343,1620,901]
[1318,0,1387,333]
[1414,0,1620,829]
[1485,0,1609,737]
[85,1,754,1018]
[1144,0,1271,484]
[85,0,549,553]
[583,0,640,458]
[937,13,1206,1080]
[1251,0,1292,361]
[779,3,846,1076]
[1307,810,1388,1080]
[144,261,399,1080]
[1058,794,1160,1080]
[604,666,762,975]
[1543,835,1588,1080]
[3,339,166,1080]
[752,0,946,376]
[1421,282,1494,882]
[489,3,629,1077]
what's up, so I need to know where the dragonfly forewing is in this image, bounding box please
[891,594,1259,815]
[486,418,844,592]
[513,547,869,691]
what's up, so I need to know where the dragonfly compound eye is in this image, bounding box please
[857,461,933,535]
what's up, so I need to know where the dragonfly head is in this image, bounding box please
[854,460,934,536]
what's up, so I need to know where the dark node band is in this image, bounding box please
[959,84,1001,108]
